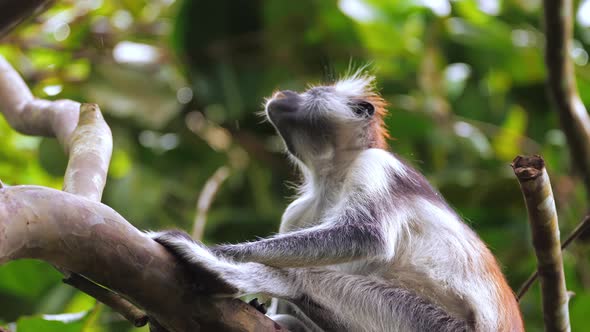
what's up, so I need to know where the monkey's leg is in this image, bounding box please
[288,269,471,332]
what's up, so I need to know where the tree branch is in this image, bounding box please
[63,273,148,327]
[543,0,590,193]
[192,166,230,240]
[61,103,112,201]
[0,55,284,330]
[512,155,570,332]
[0,185,284,332]
[0,56,112,200]
[0,56,79,145]
[0,55,143,324]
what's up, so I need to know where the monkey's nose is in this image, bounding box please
[268,90,301,113]
[273,90,298,100]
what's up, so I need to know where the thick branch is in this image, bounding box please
[512,155,570,332]
[0,48,279,331]
[0,55,138,322]
[0,56,282,330]
[0,185,283,332]
[543,0,590,193]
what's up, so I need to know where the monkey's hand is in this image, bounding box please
[148,230,299,300]
[147,230,238,296]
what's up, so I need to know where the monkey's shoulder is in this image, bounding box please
[347,149,448,206]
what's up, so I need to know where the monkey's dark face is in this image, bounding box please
[265,76,385,165]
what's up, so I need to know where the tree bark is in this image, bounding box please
[543,0,590,195]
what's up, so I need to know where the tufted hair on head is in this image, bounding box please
[333,71,390,149]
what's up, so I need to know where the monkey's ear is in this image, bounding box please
[352,101,375,118]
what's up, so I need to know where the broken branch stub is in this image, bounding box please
[512,155,570,332]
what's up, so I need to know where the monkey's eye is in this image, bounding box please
[352,101,375,117]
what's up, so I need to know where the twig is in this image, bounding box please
[63,274,148,327]
[512,155,570,332]
[543,0,590,194]
[517,215,590,300]
[192,166,230,240]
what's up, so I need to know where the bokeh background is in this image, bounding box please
[1,0,590,330]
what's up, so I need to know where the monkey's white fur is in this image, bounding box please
[149,72,522,332]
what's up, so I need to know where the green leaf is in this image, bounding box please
[38,138,68,176]
[570,292,590,331]
[492,104,528,161]
[109,148,133,179]
[0,260,61,299]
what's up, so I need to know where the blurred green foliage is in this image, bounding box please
[1,0,590,331]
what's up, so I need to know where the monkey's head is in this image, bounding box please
[265,73,389,166]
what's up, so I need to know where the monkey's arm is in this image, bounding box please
[213,221,387,267]
[151,217,388,269]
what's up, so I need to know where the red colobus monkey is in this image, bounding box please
[149,72,524,331]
